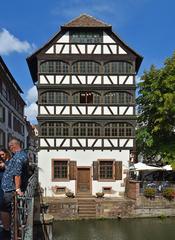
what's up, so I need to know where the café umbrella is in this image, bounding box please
[130,162,162,171]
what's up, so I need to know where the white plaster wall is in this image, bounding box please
[40,75,48,84]
[78,76,86,84]
[87,75,96,84]
[57,32,69,43]
[126,76,134,84]
[71,45,79,54]
[94,45,101,54]
[104,76,112,84]
[38,150,130,197]
[103,45,111,54]
[55,45,63,54]
[109,45,117,54]
[118,46,127,54]
[87,45,95,54]
[126,107,134,115]
[46,46,54,54]
[55,75,64,84]
[62,45,69,54]
[119,76,127,84]
[47,76,54,84]
[103,32,115,43]
[78,45,86,54]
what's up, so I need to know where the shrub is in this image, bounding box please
[96,192,104,198]
[144,187,156,199]
[65,191,75,198]
[162,188,175,200]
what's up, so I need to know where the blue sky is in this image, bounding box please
[0,0,175,122]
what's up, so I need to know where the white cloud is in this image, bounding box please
[136,76,141,84]
[26,86,38,104]
[25,102,38,123]
[0,28,36,55]
[24,86,38,123]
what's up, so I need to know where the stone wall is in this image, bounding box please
[126,180,140,200]
[44,197,78,220]
[133,196,175,218]
[96,198,135,218]
[44,196,175,220]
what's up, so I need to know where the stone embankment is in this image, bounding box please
[43,195,175,220]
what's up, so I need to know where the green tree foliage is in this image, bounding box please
[136,52,175,164]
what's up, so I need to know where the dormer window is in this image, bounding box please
[70,31,103,43]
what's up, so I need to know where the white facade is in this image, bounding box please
[38,149,129,197]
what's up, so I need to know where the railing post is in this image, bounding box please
[12,169,38,240]
[11,193,18,240]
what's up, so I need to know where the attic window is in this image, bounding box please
[70,31,103,43]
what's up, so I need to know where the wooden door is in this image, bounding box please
[77,168,91,194]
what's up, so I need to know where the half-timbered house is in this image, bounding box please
[27,14,142,197]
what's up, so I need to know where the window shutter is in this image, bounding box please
[69,161,77,180]
[115,161,122,180]
[93,161,98,180]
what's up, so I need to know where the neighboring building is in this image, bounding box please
[0,56,26,148]
[27,14,142,197]
[25,121,38,163]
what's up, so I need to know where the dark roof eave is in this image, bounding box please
[26,56,38,83]
[136,57,143,73]
[110,31,143,73]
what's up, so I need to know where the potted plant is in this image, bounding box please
[96,192,104,198]
[144,187,156,199]
[65,191,75,198]
[162,188,175,201]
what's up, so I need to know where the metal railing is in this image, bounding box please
[11,168,38,240]
[140,181,175,195]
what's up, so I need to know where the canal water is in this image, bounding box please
[53,218,175,240]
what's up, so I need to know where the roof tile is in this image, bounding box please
[63,14,111,28]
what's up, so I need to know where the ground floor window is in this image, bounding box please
[93,160,122,181]
[52,159,69,181]
[99,160,114,180]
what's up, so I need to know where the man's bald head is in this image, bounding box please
[9,138,21,153]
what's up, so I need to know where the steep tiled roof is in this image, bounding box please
[63,14,111,28]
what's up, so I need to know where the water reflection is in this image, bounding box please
[53,218,175,240]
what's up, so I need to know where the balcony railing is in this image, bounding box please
[11,168,38,240]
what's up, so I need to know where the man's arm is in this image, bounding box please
[15,175,23,196]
